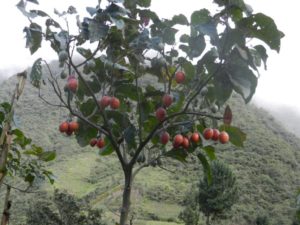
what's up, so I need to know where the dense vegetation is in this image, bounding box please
[0,73,299,225]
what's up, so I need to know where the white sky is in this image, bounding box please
[0,0,299,112]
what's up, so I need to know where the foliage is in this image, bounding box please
[0,102,55,186]
[178,186,200,225]
[17,0,283,224]
[198,160,238,224]
[255,215,270,225]
[0,78,299,224]
[26,189,107,225]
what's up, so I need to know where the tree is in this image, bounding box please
[198,160,238,225]
[0,72,55,225]
[179,185,200,225]
[17,0,283,224]
[26,189,107,225]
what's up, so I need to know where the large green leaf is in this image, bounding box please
[30,58,42,88]
[23,23,42,54]
[202,146,216,160]
[191,9,211,26]
[212,71,233,106]
[165,148,188,163]
[88,20,109,43]
[75,119,98,147]
[238,13,284,52]
[226,49,258,103]
[137,0,151,7]
[162,27,178,45]
[226,63,257,104]
[39,151,56,162]
[188,35,206,58]
[197,152,212,184]
[124,125,137,150]
[171,14,189,26]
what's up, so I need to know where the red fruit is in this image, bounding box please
[219,131,229,144]
[182,137,190,149]
[155,107,166,121]
[69,121,79,132]
[97,138,105,148]
[191,132,200,143]
[99,96,111,109]
[67,78,78,92]
[59,122,69,133]
[173,134,184,148]
[110,97,120,109]
[212,129,220,141]
[142,17,150,26]
[203,128,214,140]
[162,94,173,107]
[175,71,185,84]
[160,131,170,145]
[67,75,76,81]
[90,138,97,147]
[66,128,73,136]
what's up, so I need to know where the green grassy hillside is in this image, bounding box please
[0,73,300,225]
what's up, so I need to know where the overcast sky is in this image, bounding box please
[0,0,299,112]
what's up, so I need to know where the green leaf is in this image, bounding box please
[165,148,188,163]
[23,23,42,54]
[137,0,151,7]
[254,45,268,70]
[180,34,190,43]
[202,146,216,160]
[75,119,98,147]
[183,61,196,81]
[227,64,257,104]
[212,72,233,106]
[30,58,43,88]
[39,151,56,162]
[197,152,212,184]
[27,0,39,4]
[43,171,55,184]
[162,27,178,45]
[77,47,92,58]
[124,125,137,150]
[109,0,125,3]
[172,14,189,26]
[29,10,48,17]
[226,49,258,103]
[115,83,142,101]
[238,13,284,52]
[188,35,206,58]
[88,20,109,43]
[191,9,211,26]
[219,125,246,147]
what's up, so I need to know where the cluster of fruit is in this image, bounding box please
[89,137,106,148]
[98,96,120,110]
[203,128,229,144]
[155,71,185,121]
[159,128,229,149]
[59,120,79,135]
[159,131,200,149]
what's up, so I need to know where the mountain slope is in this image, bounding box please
[0,73,300,225]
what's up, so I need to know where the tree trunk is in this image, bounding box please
[119,167,133,225]
[1,185,11,225]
